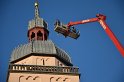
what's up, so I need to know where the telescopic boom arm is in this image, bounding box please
[67,16,99,27]
[54,14,124,57]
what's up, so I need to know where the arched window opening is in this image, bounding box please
[56,77,62,81]
[44,34,47,40]
[46,58,49,61]
[36,58,39,65]
[43,59,45,65]
[19,76,24,82]
[26,76,33,80]
[50,77,54,82]
[63,78,69,82]
[57,61,59,66]
[33,76,40,80]
[37,31,43,40]
[31,32,35,40]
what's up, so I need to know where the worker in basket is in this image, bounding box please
[54,19,61,26]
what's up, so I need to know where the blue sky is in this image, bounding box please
[0,0,124,82]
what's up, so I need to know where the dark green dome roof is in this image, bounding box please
[10,40,72,64]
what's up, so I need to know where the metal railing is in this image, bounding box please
[9,64,79,74]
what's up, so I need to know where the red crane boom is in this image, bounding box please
[54,14,124,57]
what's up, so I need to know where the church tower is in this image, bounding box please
[7,1,80,82]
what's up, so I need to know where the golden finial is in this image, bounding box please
[35,0,38,7]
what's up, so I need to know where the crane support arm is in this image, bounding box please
[99,20,124,57]
[67,18,98,27]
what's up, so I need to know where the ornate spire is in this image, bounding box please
[34,0,40,27]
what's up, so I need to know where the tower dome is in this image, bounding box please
[10,40,72,65]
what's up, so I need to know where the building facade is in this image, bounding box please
[7,1,80,82]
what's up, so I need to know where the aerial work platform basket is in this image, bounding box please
[54,20,80,39]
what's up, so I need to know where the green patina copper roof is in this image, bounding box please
[10,40,72,64]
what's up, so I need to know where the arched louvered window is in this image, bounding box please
[31,32,35,40]
[37,31,43,40]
